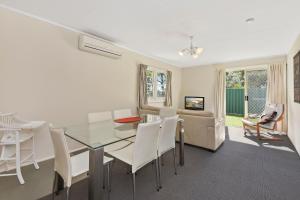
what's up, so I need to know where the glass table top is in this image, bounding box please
[64,114,161,149]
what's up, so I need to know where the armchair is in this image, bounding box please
[242,104,284,140]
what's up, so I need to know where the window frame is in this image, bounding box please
[146,66,167,103]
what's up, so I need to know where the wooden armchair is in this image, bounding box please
[242,104,284,140]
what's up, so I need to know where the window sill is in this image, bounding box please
[148,99,165,103]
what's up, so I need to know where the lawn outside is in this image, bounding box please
[225,115,244,127]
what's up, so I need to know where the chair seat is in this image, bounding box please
[242,118,275,130]
[71,151,113,177]
[241,118,256,126]
[108,144,134,166]
[0,132,33,144]
[20,121,46,130]
[104,140,133,153]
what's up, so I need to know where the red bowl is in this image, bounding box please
[114,116,142,123]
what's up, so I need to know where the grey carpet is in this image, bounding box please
[2,127,300,200]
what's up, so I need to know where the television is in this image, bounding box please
[185,96,205,110]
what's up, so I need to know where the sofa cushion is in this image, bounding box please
[141,105,161,112]
[177,109,213,117]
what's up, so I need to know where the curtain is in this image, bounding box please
[214,68,226,122]
[137,64,148,109]
[266,62,287,132]
[164,70,172,107]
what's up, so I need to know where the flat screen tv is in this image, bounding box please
[185,96,205,110]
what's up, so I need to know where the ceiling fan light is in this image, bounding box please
[178,36,203,59]
[196,48,204,54]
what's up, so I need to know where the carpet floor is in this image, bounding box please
[1,127,300,200]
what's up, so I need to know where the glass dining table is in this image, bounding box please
[63,114,184,200]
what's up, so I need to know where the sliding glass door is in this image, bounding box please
[225,67,267,127]
[244,69,267,117]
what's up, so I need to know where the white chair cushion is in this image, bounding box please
[71,151,113,177]
[241,118,256,126]
[104,140,133,152]
[108,144,134,166]
[0,132,33,144]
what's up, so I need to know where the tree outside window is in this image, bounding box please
[146,70,154,97]
[157,72,166,97]
[146,67,167,102]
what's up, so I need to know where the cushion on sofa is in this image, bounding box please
[177,109,213,117]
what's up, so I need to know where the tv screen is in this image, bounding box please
[185,96,205,110]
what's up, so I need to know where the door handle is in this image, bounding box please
[245,96,249,101]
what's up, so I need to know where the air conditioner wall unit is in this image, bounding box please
[78,35,122,59]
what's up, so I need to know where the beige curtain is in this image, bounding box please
[266,62,287,132]
[164,70,172,107]
[214,68,226,122]
[137,64,148,109]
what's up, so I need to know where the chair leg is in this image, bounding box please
[56,173,64,195]
[103,165,106,190]
[52,172,58,200]
[158,157,162,189]
[108,162,112,192]
[173,149,177,175]
[66,187,70,200]
[155,159,160,191]
[132,173,136,200]
[256,125,261,139]
[32,136,39,170]
[16,139,25,184]
[243,124,247,136]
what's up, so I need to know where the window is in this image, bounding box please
[146,70,154,97]
[146,67,167,102]
[156,72,167,97]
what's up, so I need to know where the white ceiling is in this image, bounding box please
[1,0,300,67]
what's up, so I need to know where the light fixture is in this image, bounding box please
[178,36,203,59]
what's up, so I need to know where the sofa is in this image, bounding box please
[139,105,225,151]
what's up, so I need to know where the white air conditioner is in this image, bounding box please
[78,35,122,59]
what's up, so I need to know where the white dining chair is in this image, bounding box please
[88,111,112,124]
[159,107,177,118]
[157,115,179,188]
[50,128,114,200]
[87,111,132,153]
[108,120,161,200]
[113,109,132,120]
[0,113,39,184]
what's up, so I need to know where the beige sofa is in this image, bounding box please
[139,105,225,151]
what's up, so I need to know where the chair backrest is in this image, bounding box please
[113,109,132,119]
[158,115,179,156]
[0,113,15,128]
[132,120,161,173]
[159,107,176,118]
[264,103,284,122]
[0,113,18,136]
[49,128,72,187]
[88,111,112,123]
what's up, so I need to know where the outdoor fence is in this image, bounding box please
[226,88,244,116]
[226,88,267,116]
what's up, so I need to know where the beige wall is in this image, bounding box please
[180,65,216,111]
[0,7,182,168]
[180,56,286,112]
[287,34,300,155]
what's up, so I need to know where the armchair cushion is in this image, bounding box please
[260,111,277,124]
